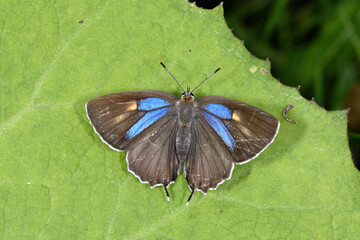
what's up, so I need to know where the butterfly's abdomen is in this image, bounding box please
[176,98,196,163]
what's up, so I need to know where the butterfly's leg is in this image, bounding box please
[164,185,170,201]
[186,189,195,206]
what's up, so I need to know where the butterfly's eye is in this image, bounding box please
[191,92,194,96]
[182,92,185,95]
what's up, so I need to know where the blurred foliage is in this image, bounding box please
[191,0,360,169]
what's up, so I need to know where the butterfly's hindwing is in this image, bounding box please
[127,112,180,187]
[185,115,234,193]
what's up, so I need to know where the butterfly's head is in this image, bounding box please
[181,87,194,101]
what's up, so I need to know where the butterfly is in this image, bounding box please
[86,62,280,204]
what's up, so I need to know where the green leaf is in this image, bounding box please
[0,0,359,239]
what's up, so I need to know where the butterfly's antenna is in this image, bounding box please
[192,67,222,93]
[159,61,185,92]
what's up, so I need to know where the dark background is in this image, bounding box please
[190,0,360,170]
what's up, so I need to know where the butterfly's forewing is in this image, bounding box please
[86,90,180,187]
[185,95,280,193]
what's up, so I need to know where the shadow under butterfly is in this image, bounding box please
[86,62,280,205]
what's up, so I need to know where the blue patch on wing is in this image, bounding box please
[126,107,170,139]
[202,111,236,151]
[203,103,232,119]
[138,98,170,111]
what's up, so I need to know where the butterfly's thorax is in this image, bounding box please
[176,94,197,163]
